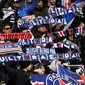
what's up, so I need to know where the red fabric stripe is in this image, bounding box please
[60,31,64,37]
[80,75,85,83]
[7,33,12,39]
[26,32,33,39]
[59,79,66,85]
[80,26,82,33]
[13,33,19,39]
[20,33,26,39]
[0,33,6,40]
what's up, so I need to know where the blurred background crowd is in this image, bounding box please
[0,0,85,85]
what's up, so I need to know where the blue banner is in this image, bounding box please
[31,65,85,85]
[31,74,84,85]
[57,65,85,84]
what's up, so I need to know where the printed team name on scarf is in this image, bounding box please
[52,40,79,51]
[18,38,79,51]
[18,2,84,29]
[0,53,80,63]
[0,26,84,40]
[0,55,25,63]
[18,37,53,46]
[49,4,81,16]
[18,38,62,48]
[20,16,67,30]
[63,39,80,51]
[0,32,34,40]
[17,26,84,50]
[25,48,56,54]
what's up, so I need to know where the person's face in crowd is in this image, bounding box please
[55,23,63,31]
[68,35,74,41]
[13,1,21,9]
[37,0,43,8]
[3,25,11,33]
[34,64,45,74]
[38,66,45,74]
[37,25,47,33]
[49,0,56,5]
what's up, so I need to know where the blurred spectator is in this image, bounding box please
[33,63,45,74]
[52,23,64,32]
[3,62,32,85]
[31,24,49,38]
[67,34,74,42]
[30,0,48,16]
[9,0,39,17]
[6,0,39,17]
[48,0,56,7]
[3,0,39,32]
[23,0,33,7]
[48,0,61,8]
[2,23,12,33]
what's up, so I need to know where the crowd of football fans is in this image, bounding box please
[0,0,85,85]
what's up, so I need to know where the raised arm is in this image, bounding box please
[18,0,39,17]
